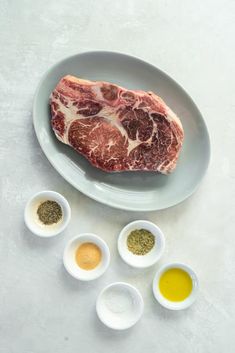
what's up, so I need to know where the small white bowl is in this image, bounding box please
[152,263,199,310]
[118,220,165,268]
[96,282,144,330]
[24,190,71,237]
[63,233,110,281]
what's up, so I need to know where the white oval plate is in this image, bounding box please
[33,51,210,211]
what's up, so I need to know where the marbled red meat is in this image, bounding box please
[50,75,184,174]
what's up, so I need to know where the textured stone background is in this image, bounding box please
[0,1,235,352]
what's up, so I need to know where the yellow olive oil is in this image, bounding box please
[159,268,193,302]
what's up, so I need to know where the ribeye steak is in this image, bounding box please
[50,75,184,174]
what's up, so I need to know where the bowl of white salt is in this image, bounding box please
[96,282,144,330]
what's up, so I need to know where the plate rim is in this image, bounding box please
[33,50,211,211]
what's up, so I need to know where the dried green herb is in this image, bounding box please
[37,200,62,225]
[127,229,155,255]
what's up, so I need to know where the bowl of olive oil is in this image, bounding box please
[152,263,199,310]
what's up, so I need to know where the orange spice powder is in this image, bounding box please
[75,242,102,270]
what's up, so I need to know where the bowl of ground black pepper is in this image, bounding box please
[118,220,165,268]
[24,191,71,237]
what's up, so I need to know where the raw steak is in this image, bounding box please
[50,75,184,174]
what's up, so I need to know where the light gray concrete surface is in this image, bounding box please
[1,1,235,352]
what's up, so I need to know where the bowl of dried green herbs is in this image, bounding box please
[118,220,165,268]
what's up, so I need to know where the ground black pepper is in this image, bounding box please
[37,200,62,225]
